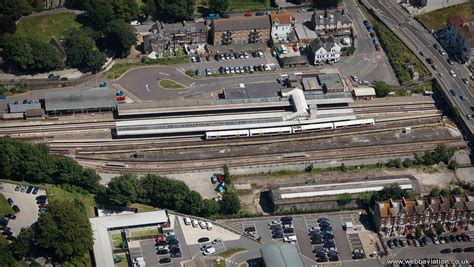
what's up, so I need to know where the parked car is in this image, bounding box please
[183,217,191,225]
[198,237,209,243]
[12,205,20,213]
[440,248,451,254]
[464,247,474,252]
[450,235,456,242]
[170,251,182,258]
[159,257,172,264]
[5,214,15,220]
[453,248,463,253]
[20,186,27,192]
[192,219,199,228]
[7,198,14,206]
[14,185,21,191]
[32,187,39,195]
[449,69,456,77]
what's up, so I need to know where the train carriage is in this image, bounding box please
[297,122,334,133]
[249,127,292,137]
[333,119,375,129]
[205,130,250,139]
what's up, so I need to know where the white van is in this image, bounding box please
[283,235,297,242]
[206,222,213,230]
[192,219,199,228]
[184,217,191,225]
[199,221,207,229]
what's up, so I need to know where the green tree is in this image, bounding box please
[373,184,410,201]
[0,242,15,266]
[104,19,137,58]
[35,200,93,262]
[220,190,241,215]
[451,187,461,196]
[0,0,33,18]
[208,0,230,13]
[151,0,195,22]
[106,174,140,206]
[0,16,16,36]
[3,36,64,73]
[312,0,340,9]
[373,80,391,97]
[403,158,413,168]
[222,164,231,184]
[112,0,140,22]
[64,29,106,73]
[430,187,441,197]
[84,0,115,30]
[200,199,219,217]
[11,228,33,259]
[339,163,347,172]
[415,226,422,238]
[434,222,444,235]
[386,158,402,168]
[451,106,460,118]
[357,191,373,206]
[337,193,352,206]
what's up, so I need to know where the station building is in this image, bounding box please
[269,175,420,212]
[260,243,304,267]
[44,88,116,115]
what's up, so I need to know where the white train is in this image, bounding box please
[205,119,375,140]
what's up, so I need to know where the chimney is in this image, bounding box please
[324,10,328,18]
[341,9,345,15]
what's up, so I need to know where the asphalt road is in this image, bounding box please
[364,0,474,129]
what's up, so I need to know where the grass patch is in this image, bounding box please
[129,203,158,213]
[395,81,434,96]
[112,233,123,248]
[106,63,142,79]
[366,10,430,83]
[16,13,81,43]
[230,0,267,10]
[0,194,13,218]
[416,3,474,30]
[218,248,247,258]
[159,79,185,89]
[114,253,128,267]
[213,260,227,267]
[130,228,159,238]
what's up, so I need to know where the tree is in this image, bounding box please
[0,0,33,18]
[222,164,232,185]
[0,16,16,36]
[104,19,137,58]
[337,193,352,206]
[451,106,460,118]
[0,242,15,266]
[35,200,93,262]
[200,199,219,217]
[64,29,106,73]
[339,163,347,172]
[373,80,391,97]
[430,187,441,197]
[403,158,413,168]
[357,191,373,206]
[451,187,461,196]
[312,0,341,9]
[386,158,402,168]
[415,226,422,238]
[373,184,410,201]
[106,174,140,206]
[150,0,195,22]
[3,36,64,73]
[208,0,229,13]
[11,228,33,259]
[434,222,444,235]
[220,190,241,215]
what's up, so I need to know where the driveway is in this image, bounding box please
[1,182,43,236]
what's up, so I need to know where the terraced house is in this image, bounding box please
[211,16,271,45]
[311,9,353,36]
[445,16,474,63]
[373,194,474,236]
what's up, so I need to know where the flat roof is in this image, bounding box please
[90,210,169,267]
[260,243,304,267]
[318,73,344,90]
[353,87,376,97]
[270,175,419,203]
[223,82,283,99]
[8,102,42,113]
[44,88,116,112]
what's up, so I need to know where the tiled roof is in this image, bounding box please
[213,16,271,32]
[447,16,464,28]
[309,36,336,52]
[271,12,293,25]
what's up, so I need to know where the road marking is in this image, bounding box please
[159,72,170,76]
[145,84,150,92]
[190,82,196,87]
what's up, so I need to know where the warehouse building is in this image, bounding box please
[90,210,170,267]
[269,175,419,212]
[44,88,116,115]
[260,243,304,267]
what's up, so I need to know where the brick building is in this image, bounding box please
[211,16,271,45]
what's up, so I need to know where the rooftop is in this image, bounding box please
[213,16,271,32]
[90,210,169,267]
[260,243,304,267]
[8,101,41,113]
[317,72,344,90]
[294,22,318,40]
[44,88,116,112]
[152,21,208,34]
[271,12,293,25]
[353,87,376,97]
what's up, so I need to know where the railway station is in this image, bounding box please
[114,88,373,138]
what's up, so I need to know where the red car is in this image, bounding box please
[244,11,252,16]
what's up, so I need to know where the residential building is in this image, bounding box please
[311,9,353,36]
[211,16,271,45]
[308,36,341,65]
[373,194,474,237]
[144,21,208,56]
[271,12,294,42]
[446,16,474,63]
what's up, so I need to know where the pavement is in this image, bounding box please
[0,182,43,236]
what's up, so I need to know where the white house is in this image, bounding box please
[271,12,293,42]
[311,9,352,36]
[308,36,341,65]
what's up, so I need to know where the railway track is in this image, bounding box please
[48,116,443,154]
[75,139,466,173]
